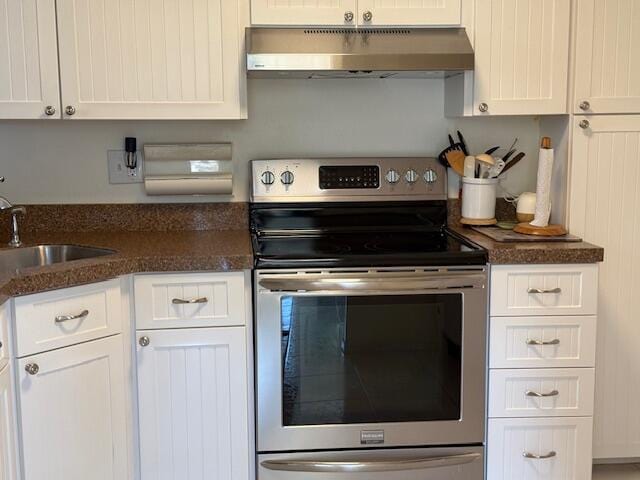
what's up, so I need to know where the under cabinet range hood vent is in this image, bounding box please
[246,27,474,78]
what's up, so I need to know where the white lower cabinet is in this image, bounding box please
[0,365,18,480]
[487,417,593,480]
[136,326,250,480]
[17,334,129,480]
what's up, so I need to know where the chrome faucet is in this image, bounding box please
[8,206,26,248]
[0,195,11,210]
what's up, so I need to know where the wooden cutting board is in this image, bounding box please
[471,226,582,243]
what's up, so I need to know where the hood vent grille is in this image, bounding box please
[303,28,412,35]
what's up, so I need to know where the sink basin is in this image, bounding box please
[0,245,116,273]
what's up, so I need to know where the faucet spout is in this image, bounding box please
[0,196,12,210]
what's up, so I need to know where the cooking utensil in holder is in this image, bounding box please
[460,177,498,225]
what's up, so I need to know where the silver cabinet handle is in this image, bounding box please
[579,100,591,111]
[362,10,373,21]
[55,309,89,323]
[478,102,489,113]
[171,297,208,305]
[65,105,76,116]
[523,451,556,460]
[261,453,481,473]
[527,287,561,294]
[344,10,354,21]
[139,336,150,347]
[579,119,590,129]
[526,389,559,397]
[44,105,56,116]
[25,363,39,375]
[526,338,560,346]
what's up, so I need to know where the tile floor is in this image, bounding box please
[593,464,640,479]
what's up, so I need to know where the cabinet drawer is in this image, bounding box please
[488,368,595,418]
[0,302,9,369]
[490,264,598,316]
[489,316,596,369]
[134,272,246,329]
[14,279,124,357]
[487,417,593,480]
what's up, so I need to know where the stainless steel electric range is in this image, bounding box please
[251,158,488,480]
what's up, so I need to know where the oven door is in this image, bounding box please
[255,267,488,453]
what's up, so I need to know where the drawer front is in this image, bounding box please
[489,316,596,369]
[490,264,598,317]
[134,272,246,329]
[14,279,124,357]
[488,368,595,418]
[487,417,593,480]
[0,302,9,369]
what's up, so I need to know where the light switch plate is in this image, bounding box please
[108,150,144,184]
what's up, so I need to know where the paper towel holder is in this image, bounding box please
[143,143,233,196]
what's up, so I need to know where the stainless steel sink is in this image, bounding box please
[0,245,116,273]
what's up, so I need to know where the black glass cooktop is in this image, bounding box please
[252,230,486,268]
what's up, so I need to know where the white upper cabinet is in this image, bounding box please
[55,0,248,119]
[251,0,460,26]
[574,0,640,114]
[17,335,129,480]
[473,0,570,115]
[0,0,60,119]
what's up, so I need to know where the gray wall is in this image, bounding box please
[0,79,542,204]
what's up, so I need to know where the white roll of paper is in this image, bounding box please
[530,145,554,227]
[144,174,232,196]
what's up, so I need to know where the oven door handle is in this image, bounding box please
[261,452,481,473]
[259,274,486,293]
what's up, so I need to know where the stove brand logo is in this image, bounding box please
[360,430,384,445]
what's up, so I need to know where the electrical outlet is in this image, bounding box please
[108,150,144,184]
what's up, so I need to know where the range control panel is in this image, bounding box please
[251,157,447,202]
[319,165,380,189]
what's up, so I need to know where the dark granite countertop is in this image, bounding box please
[0,230,253,304]
[452,225,604,265]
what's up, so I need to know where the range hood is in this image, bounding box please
[246,27,474,79]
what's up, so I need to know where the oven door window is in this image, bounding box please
[281,294,463,426]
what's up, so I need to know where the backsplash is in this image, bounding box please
[0,79,543,205]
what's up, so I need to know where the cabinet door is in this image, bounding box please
[251,0,357,26]
[473,0,570,115]
[0,366,18,480]
[136,327,250,480]
[17,335,129,480]
[568,115,640,459]
[574,0,640,114]
[0,0,60,119]
[357,0,460,26]
[55,0,247,119]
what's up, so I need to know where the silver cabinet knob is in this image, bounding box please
[139,336,150,347]
[65,105,76,116]
[344,10,354,22]
[423,169,438,184]
[405,169,418,184]
[579,100,591,111]
[44,105,56,116]
[362,10,373,21]
[281,170,295,185]
[478,102,489,113]
[579,119,590,129]
[260,171,275,185]
[25,363,39,375]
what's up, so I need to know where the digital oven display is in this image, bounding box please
[319,165,380,190]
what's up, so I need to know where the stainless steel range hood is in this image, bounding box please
[246,27,474,79]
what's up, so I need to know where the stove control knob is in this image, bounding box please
[405,169,418,184]
[260,171,275,185]
[385,169,400,184]
[423,169,438,184]
[281,170,295,185]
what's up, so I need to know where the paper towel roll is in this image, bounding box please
[530,140,554,227]
[144,174,232,196]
